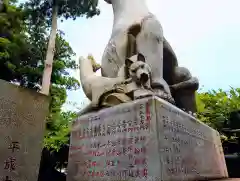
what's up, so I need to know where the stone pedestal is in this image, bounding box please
[67,96,228,181]
[0,79,49,181]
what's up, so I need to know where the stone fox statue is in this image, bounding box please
[79,55,127,108]
[79,53,155,109]
[102,0,199,113]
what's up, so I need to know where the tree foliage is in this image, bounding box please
[196,87,240,154]
[196,88,240,132]
[44,111,77,151]
[24,0,100,24]
[22,0,99,95]
[1,0,80,89]
[0,0,30,83]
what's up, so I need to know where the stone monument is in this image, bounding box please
[68,0,229,180]
[68,97,228,181]
[0,79,49,181]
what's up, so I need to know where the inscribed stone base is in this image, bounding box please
[67,96,228,181]
[0,79,49,181]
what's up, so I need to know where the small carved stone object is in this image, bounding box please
[123,53,175,104]
[124,53,152,89]
[100,54,153,107]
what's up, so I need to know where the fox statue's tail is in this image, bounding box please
[79,55,101,101]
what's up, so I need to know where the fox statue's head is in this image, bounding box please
[125,53,151,88]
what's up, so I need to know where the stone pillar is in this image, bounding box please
[0,79,49,181]
[67,96,228,181]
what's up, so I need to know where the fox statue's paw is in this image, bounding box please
[151,78,175,104]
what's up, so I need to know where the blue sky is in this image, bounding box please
[59,0,240,111]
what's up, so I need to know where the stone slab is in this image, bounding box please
[0,79,49,181]
[67,96,228,181]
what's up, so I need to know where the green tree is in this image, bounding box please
[24,0,100,95]
[196,88,240,133]
[0,0,30,82]
[44,111,77,151]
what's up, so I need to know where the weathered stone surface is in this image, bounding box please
[101,0,199,113]
[67,96,228,181]
[0,79,49,181]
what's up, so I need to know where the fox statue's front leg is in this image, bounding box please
[136,15,173,101]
